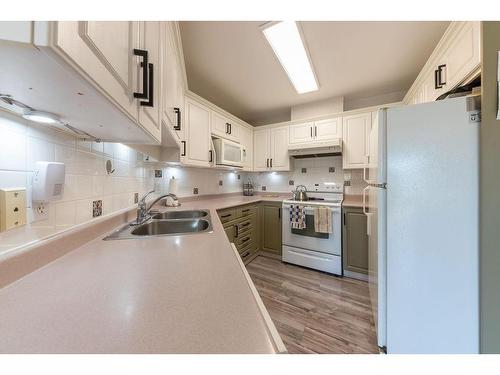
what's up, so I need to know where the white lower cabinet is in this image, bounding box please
[253,126,290,171]
[183,98,211,167]
[342,112,371,169]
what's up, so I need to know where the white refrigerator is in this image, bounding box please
[364,96,480,354]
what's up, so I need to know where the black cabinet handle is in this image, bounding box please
[225,123,230,134]
[434,64,446,89]
[278,208,281,220]
[241,237,250,243]
[314,126,317,137]
[174,107,181,130]
[270,158,273,168]
[241,251,250,259]
[235,224,239,238]
[241,222,251,227]
[221,213,232,218]
[266,158,269,168]
[310,127,313,138]
[133,49,148,99]
[209,150,213,163]
[229,123,232,134]
[181,141,186,156]
[242,209,250,213]
[139,63,154,107]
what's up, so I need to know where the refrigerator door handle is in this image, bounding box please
[363,186,371,236]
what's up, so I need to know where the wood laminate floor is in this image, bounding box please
[246,255,378,354]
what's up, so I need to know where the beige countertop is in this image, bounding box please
[0,194,290,354]
[342,194,364,208]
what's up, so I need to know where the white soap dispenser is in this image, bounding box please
[32,161,66,202]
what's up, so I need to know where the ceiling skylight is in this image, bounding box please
[262,21,318,94]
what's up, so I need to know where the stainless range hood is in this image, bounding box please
[288,139,342,158]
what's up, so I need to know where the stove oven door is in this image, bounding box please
[282,205,341,256]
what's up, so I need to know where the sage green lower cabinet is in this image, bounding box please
[342,206,369,274]
[219,204,259,264]
[260,203,282,256]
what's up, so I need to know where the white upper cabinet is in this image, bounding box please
[342,112,371,169]
[211,111,239,142]
[443,21,480,90]
[253,129,270,171]
[48,21,162,142]
[254,126,290,172]
[404,22,481,106]
[184,97,211,167]
[55,21,140,121]
[289,122,314,144]
[289,117,342,144]
[314,117,342,141]
[137,21,162,140]
[162,22,185,142]
[270,126,290,171]
[239,125,253,171]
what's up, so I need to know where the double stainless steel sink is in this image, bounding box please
[103,209,212,240]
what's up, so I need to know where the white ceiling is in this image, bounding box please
[180,21,450,125]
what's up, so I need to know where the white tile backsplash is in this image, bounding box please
[0,110,246,252]
[246,155,367,195]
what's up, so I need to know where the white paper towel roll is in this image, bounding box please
[168,176,178,195]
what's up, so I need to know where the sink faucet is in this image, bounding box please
[133,190,180,225]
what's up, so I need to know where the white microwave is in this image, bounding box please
[212,138,244,167]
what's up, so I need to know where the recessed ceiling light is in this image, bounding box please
[22,110,60,124]
[262,21,318,94]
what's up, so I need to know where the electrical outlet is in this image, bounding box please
[134,192,139,203]
[93,200,103,218]
[154,169,163,178]
[261,185,267,191]
[301,168,307,173]
[329,167,335,173]
[237,174,241,180]
[344,180,351,187]
[193,187,198,195]
[219,180,223,186]
[32,202,49,222]
[289,180,294,185]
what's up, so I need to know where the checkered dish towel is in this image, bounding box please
[289,204,306,229]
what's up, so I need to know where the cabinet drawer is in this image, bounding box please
[218,208,238,223]
[237,205,257,218]
[238,241,257,260]
[236,229,255,247]
[236,214,255,234]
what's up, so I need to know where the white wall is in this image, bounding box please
[290,97,344,121]
[344,90,406,111]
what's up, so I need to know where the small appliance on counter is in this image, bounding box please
[243,180,254,196]
[166,176,180,207]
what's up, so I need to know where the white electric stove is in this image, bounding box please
[282,186,343,275]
